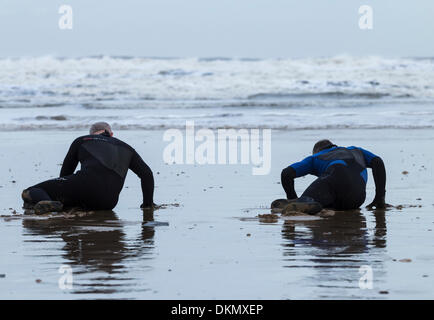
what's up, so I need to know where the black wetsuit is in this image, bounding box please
[281,146,386,210]
[25,132,154,210]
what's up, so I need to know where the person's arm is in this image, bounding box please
[358,147,387,209]
[129,150,154,208]
[281,166,297,199]
[60,139,80,177]
[281,156,313,200]
[366,156,387,208]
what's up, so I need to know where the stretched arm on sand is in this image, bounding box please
[129,150,155,208]
[366,156,387,209]
[281,156,314,199]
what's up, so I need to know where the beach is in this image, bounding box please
[1,128,433,299]
[1,0,434,306]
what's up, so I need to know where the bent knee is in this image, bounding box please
[22,187,52,203]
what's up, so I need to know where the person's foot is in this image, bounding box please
[271,199,291,209]
[22,202,34,210]
[34,201,63,215]
[271,199,298,213]
[21,190,34,209]
[282,197,322,215]
[22,189,32,202]
[24,209,36,215]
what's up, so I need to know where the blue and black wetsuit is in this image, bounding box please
[24,132,154,210]
[281,146,386,210]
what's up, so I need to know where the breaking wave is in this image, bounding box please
[0,55,433,130]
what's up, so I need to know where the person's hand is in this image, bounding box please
[140,203,153,210]
[152,203,164,210]
[140,203,162,210]
[366,196,391,209]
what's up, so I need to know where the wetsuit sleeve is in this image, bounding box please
[280,156,314,199]
[281,166,297,199]
[129,150,154,207]
[355,147,386,199]
[60,139,80,177]
[370,157,386,200]
[289,156,314,177]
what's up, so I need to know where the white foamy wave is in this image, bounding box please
[0,55,433,130]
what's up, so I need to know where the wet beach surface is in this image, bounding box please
[1,129,433,299]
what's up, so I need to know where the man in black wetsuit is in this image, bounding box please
[22,122,154,214]
[275,139,387,215]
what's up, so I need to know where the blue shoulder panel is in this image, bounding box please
[290,146,377,178]
[290,156,314,177]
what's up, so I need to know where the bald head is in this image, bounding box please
[89,122,113,136]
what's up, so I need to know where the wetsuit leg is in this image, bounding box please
[330,165,366,210]
[300,175,336,208]
[28,176,81,207]
[28,169,123,210]
[301,164,366,210]
[25,187,52,203]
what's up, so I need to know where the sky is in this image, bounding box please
[0,0,433,58]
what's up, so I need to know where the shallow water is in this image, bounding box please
[1,203,432,299]
[1,129,434,299]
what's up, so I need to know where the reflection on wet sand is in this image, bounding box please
[373,209,387,249]
[281,209,388,297]
[22,209,161,295]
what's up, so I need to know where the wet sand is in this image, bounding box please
[1,129,434,299]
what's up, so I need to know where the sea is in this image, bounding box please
[0,55,433,131]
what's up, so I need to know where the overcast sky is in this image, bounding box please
[0,0,432,58]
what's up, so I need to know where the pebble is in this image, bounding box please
[319,210,335,217]
[258,213,278,219]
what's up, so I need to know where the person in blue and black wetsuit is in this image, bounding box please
[277,139,387,215]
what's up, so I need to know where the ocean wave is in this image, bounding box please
[247,92,393,100]
[0,55,433,103]
[1,55,434,131]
